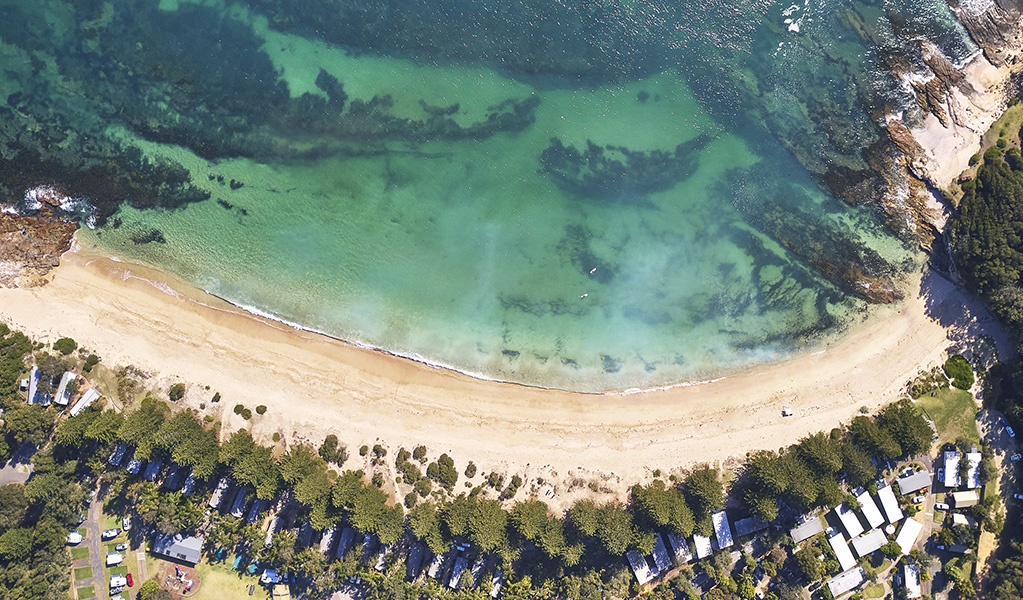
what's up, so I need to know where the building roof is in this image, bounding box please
[407,543,425,580]
[896,471,932,494]
[180,471,197,496]
[626,550,655,585]
[904,563,921,599]
[790,515,825,543]
[652,534,671,573]
[55,371,75,406]
[337,527,355,560]
[966,452,982,489]
[733,516,768,538]
[952,513,978,527]
[143,457,163,482]
[230,488,249,518]
[827,567,866,597]
[712,510,733,549]
[70,388,101,417]
[490,570,503,598]
[944,451,961,488]
[108,442,128,467]
[152,533,204,565]
[854,490,885,530]
[208,477,231,509]
[246,499,266,524]
[951,490,980,507]
[27,367,38,405]
[692,535,713,559]
[296,522,313,549]
[895,518,923,554]
[666,533,692,563]
[876,484,904,523]
[827,533,857,572]
[850,529,888,558]
[449,556,468,589]
[834,504,865,539]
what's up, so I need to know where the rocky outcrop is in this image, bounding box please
[952,0,1023,68]
[0,194,77,288]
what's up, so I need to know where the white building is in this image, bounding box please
[790,514,825,543]
[666,533,692,564]
[105,552,123,566]
[855,489,885,530]
[27,366,39,405]
[652,534,672,573]
[69,388,101,417]
[449,556,468,589]
[692,534,713,560]
[876,483,904,523]
[966,451,982,489]
[712,510,733,550]
[904,563,922,599]
[827,532,857,572]
[850,529,887,558]
[54,371,76,406]
[827,567,866,597]
[894,518,924,554]
[944,451,961,488]
[834,504,864,539]
[896,471,932,495]
[626,550,655,585]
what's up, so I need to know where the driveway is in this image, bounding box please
[73,492,107,600]
[0,442,35,486]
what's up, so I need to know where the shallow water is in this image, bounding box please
[0,0,974,390]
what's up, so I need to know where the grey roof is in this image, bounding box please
[712,510,733,549]
[733,516,768,538]
[828,567,866,597]
[790,515,825,543]
[336,527,355,560]
[152,533,204,565]
[108,442,128,467]
[143,457,163,482]
[896,471,932,494]
[406,543,425,580]
[651,534,672,573]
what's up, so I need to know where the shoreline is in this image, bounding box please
[0,235,1010,509]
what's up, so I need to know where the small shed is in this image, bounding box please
[712,510,733,550]
[70,388,101,417]
[850,529,887,558]
[944,451,961,488]
[55,371,76,406]
[651,534,672,573]
[666,532,693,564]
[406,543,425,580]
[896,471,932,495]
[951,490,980,508]
[827,532,857,572]
[790,514,825,543]
[449,556,468,589]
[692,534,713,559]
[966,451,982,489]
[834,504,865,539]
[854,489,885,530]
[336,527,355,560]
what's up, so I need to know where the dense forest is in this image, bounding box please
[947,130,1023,599]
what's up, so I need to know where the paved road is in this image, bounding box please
[0,442,35,486]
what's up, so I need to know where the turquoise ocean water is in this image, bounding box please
[0,0,979,390]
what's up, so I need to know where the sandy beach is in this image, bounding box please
[0,237,1009,506]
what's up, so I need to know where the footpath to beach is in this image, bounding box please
[0,238,1010,506]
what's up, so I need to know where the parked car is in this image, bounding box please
[1011,453,1021,461]
[126,574,133,587]
[1013,493,1023,500]
[1008,426,1016,438]
[101,529,120,540]
[122,516,131,531]
[936,468,944,482]
[912,495,926,504]
[934,502,950,511]
[115,543,129,551]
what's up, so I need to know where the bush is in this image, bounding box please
[404,492,417,508]
[944,355,975,390]
[53,337,77,355]
[414,478,432,497]
[82,354,100,373]
[969,153,980,166]
[233,404,246,415]
[169,383,186,401]
[372,444,386,458]
[240,408,252,420]
[372,473,384,487]
[272,432,281,442]
[203,415,214,423]
[359,445,369,457]
[998,138,1008,149]
[464,461,477,478]
[211,392,221,403]
[984,146,1004,162]
[256,405,267,415]
[413,445,427,462]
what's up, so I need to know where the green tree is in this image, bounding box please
[849,415,901,460]
[0,485,28,532]
[511,500,550,541]
[52,338,77,356]
[168,383,186,401]
[118,397,168,460]
[797,432,844,475]
[944,355,975,390]
[0,527,32,561]
[84,409,125,444]
[5,405,54,446]
[877,398,933,457]
[234,446,281,500]
[630,480,694,536]
[409,502,446,555]
[794,543,825,581]
[595,502,634,556]
[220,429,256,467]
[685,467,725,518]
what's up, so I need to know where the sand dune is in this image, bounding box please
[0,238,1009,506]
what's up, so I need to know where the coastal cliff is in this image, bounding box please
[0,191,76,288]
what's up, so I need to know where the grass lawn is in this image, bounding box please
[862,583,886,598]
[103,515,120,530]
[71,547,90,560]
[109,565,128,576]
[76,585,96,599]
[173,557,265,600]
[105,542,122,554]
[77,527,87,538]
[917,388,980,446]
[73,566,93,580]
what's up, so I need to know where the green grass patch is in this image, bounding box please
[187,558,262,600]
[73,566,93,580]
[103,515,120,530]
[916,388,980,446]
[71,547,90,560]
[105,542,122,554]
[77,527,87,538]
[862,583,886,598]
[109,565,128,576]
[76,585,96,599]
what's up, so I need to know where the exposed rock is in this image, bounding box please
[951,0,1023,68]
[0,207,77,288]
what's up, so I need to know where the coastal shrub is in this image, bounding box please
[255,404,267,415]
[272,432,281,442]
[359,445,369,457]
[52,337,77,355]
[233,404,245,415]
[169,383,186,401]
[414,478,432,497]
[944,355,974,390]
[240,408,252,420]
[404,492,417,508]
[487,472,504,488]
[396,448,410,464]
[319,435,346,465]
[969,153,980,166]
[998,138,1008,149]
[211,392,221,403]
[500,474,523,500]
[203,415,214,423]
[437,454,458,488]
[372,444,386,458]
[413,445,427,462]
[984,146,1003,162]
[82,354,100,373]
[464,461,477,478]
[372,473,384,488]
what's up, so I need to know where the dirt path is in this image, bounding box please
[73,494,107,600]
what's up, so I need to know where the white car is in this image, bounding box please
[1008,426,1016,438]
[66,532,83,545]
[101,528,120,540]
[122,516,131,531]
[1011,453,1021,461]
[934,502,950,511]
[1013,493,1023,500]
[912,495,926,504]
